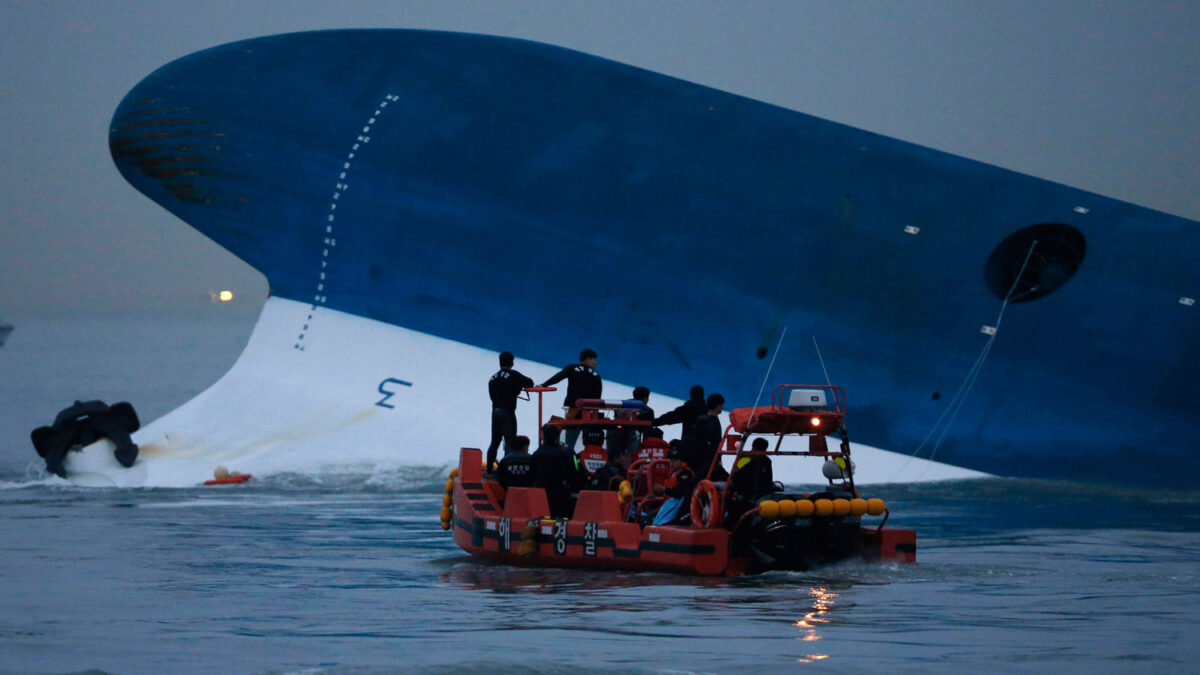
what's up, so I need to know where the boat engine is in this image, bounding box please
[741,491,862,572]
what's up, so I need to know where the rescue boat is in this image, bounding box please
[443,385,916,576]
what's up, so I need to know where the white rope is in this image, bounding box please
[747,326,788,429]
[910,239,1039,464]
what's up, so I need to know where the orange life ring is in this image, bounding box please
[689,479,722,528]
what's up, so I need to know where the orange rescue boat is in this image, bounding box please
[443,384,915,576]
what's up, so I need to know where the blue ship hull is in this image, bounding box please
[109,30,1199,486]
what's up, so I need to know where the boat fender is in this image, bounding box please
[759,500,780,518]
[866,498,886,516]
[441,470,456,530]
[814,499,834,517]
[849,498,869,516]
[618,480,633,506]
[777,499,797,518]
[794,499,814,517]
[517,520,539,557]
[690,480,722,528]
[832,499,852,516]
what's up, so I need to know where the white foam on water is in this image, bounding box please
[61,297,987,488]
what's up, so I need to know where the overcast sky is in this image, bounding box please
[2,0,1197,317]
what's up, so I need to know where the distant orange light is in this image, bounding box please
[218,290,234,302]
[810,416,821,427]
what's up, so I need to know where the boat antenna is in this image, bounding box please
[747,326,788,429]
[813,336,832,386]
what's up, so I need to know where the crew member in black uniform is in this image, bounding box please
[652,385,707,440]
[486,351,534,474]
[532,424,587,518]
[539,348,601,450]
[687,393,729,480]
[497,435,535,489]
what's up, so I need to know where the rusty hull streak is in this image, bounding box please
[110,118,212,133]
[112,106,194,121]
[109,131,228,150]
[162,182,215,203]
[128,156,208,169]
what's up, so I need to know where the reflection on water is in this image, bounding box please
[794,586,837,662]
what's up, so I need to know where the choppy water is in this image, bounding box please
[2,317,1199,673]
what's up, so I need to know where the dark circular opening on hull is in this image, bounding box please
[984,223,1086,302]
[756,347,768,360]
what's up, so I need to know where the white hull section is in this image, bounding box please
[65,298,989,487]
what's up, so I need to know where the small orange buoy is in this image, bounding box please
[203,474,252,486]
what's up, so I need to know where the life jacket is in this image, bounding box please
[664,466,691,489]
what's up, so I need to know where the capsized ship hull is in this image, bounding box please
[108,30,1199,486]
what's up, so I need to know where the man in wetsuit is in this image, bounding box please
[486,351,535,474]
[539,348,601,450]
[497,435,535,489]
[652,385,707,440]
[727,437,776,524]
[687,393,728,481]
[532,424,587,518]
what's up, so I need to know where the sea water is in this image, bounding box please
[2,317,1198,673]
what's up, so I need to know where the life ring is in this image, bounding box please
[690,480,722,528]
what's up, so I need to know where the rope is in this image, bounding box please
[908,239,1039,466]
[747,326,788,429]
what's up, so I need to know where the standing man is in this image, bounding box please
[532,424,587,518]
[688,393,729,480]
[652,385,707,440]
[487,351,534,475]
[539,348,602,450]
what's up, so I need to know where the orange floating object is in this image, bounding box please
[203,474,252,485]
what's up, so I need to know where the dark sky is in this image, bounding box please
[2,0,1197,316]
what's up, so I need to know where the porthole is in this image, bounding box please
[984,223,1085,302]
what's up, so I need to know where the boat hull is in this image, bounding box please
[109,30,1200,485]
[447,449,914,576]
